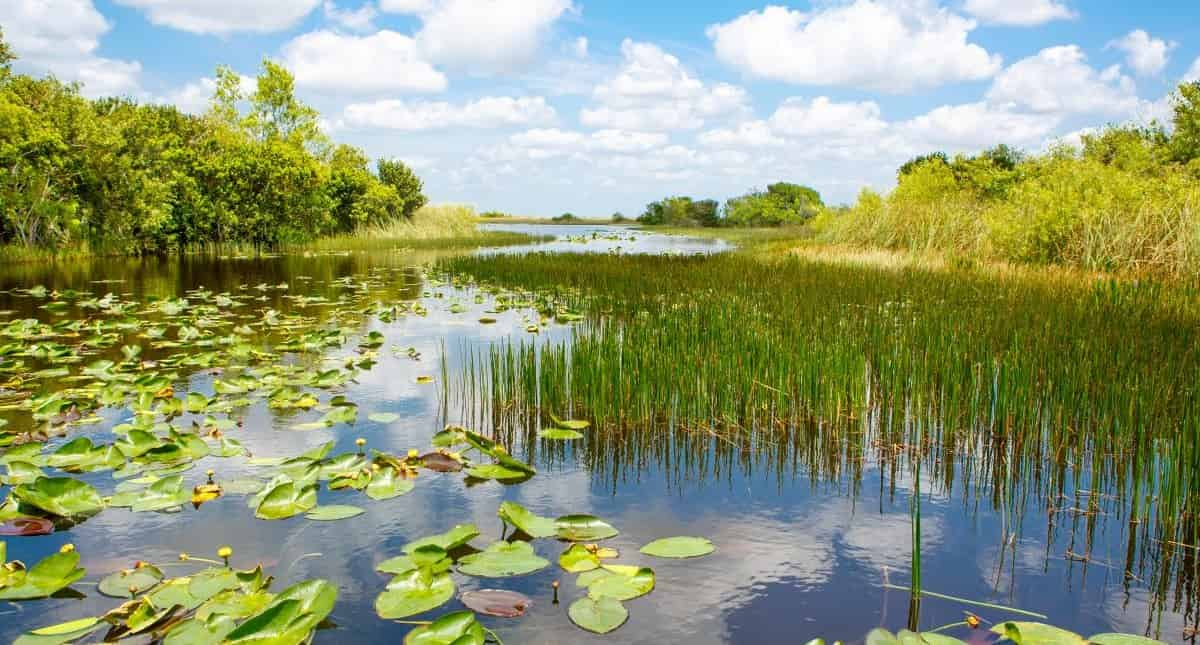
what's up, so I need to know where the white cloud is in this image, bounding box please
[113,0,321,34]
[698,121,784,148]
[899,102,1061,149]
[987,45,1139,116]
[281,30,447,94]
[414,0,574,72]
[0,0,142,97]
[378,0,432,12]
[504,129,669,159]
[572,36,589,58]
[580,39,750,131]
[1186,58,1200,82]
[706,1,1001,93]
[323,1,377,32]
[1109,30,1175,77]
[342,96,556,130]
[769,96,888,138]
[963,0,1075,26]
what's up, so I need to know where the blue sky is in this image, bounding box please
[4,1,1199,217]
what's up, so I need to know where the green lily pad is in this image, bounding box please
[559,543,603,573]
[131,475,191,512]
[538,428,583,440]
[639,536,715,559]
[375,570,455,619]
[555,514,619,541]
[224,579,337,645]
[0,544,87,600]
[99,564,165,598]
[549,412,590,430]
[254,481,318,520]
[403,610,486,645]
[1089,635,1168,645]
[578,565,655,601]
[404,524,480,554]
[497,501,556,538]
[990,623,1087,645]
[368,412,399,423]
[12,617,103,645]
[365,468,415,500]
[305,505,365,521]
[568,596,628,634]
[13,477,105,517]
[465,464,529,481]
[457,541,549,578]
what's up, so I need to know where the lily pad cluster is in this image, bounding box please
[859,624,1166,645]
[10,544,337,645]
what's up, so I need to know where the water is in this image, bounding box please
[477,223,732,256]
[0,233,1190,644]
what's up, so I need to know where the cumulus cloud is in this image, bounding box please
[0,0,142,97]
[509,128,668,154]
[323,1,377,32]
[113,0,321,34]
[159,74,257,114]
[1187,57,1200,82]
[580,39,750,131]
[963,0,1075,26]
[342,96,556,130]
[412,0,574,72]
[281,30,447,94]
[1109,30,1176,77]
[987,45,1140,116]
[898,102,1061,150]
[706,1,1001,93]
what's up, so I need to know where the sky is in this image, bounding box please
[3,0,1199,217]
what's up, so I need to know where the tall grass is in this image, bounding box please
[293,204,538,252]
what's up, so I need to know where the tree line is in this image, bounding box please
[637,182,824,227]
[0,29,425,253]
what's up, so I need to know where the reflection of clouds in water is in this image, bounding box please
[974,540,1051,596]
[1103,587,1190,643]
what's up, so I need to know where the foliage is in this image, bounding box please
[0,30,425,253]
[637,196,719,226]
[553,212,581,222]
[724,182,824,226]
[817,87,1200,276]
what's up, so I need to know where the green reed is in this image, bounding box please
[440,249,1200,632]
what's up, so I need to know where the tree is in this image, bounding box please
[0,27,15,82]
[377,158,427,218]
[207,65,244,132]
[898,152,948,177]
[1170,81,1200,166]
[245,60,326,153]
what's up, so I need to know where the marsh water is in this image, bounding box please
[0,227,1194,644]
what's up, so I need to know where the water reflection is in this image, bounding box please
[0,242,1193,643]
[477,223,732,256]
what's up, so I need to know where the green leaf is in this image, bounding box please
[991,622,1087,645]
[368,412,399,423]
[568,596,628,634]
[559,543,601,573]
[538,428,583,440]
[403,610,486,645]
[579,565,655,601]
[465,464,529,481]
[555,514,619,541]
[254,482,318,520]
[305,505,365,521]
[132,475,190,512]
[13,477,104,517]
[639,536,715,559]
[375,570,455,619]
[548,412,590,430]
[98,564,164,598]
[404,524,480,554]
[0,546,87,600]
[457,540,550,578]
[224,579,337,645]
[497,501,556,538]
[365,467,414,500]
[12,617,102,645]
[1089,634,1168,645]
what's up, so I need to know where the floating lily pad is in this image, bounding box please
[404,524,480,554]
[224,579,337,644]
[13,477,105,517]
[578,565,655,601]
[368,412,399,423]
[365,468,415,500]
[404,610,486,645]
[1089,634,1168,645]
[457,541,549,578]
[0,517,54,536]
[0,544,87,600]
[568,596,628,634]
[558,543,618,573]
[375,570,455,619]
[254,481,318,520]
[538,428,583,440]
[549,412,590,430]
[460,589,532,617]
[555,514,618,541]
[305,505,365,521]
[99,564,165,598]
[12,616,102,645]
[497,501,556,538]
[465,464,529,481]
[990,623,1087,645]
[639,536,715,559]
[420,452,463,473]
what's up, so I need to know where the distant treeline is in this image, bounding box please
[818,81,1200,275]
[0,28,425,253]
[637,182,824,227]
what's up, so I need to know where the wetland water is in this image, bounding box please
[0,228,1194,644]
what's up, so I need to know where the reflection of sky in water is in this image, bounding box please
[477,223,732,256]
[0,243,1188,643]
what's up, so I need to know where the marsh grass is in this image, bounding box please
[441,248,1200,628]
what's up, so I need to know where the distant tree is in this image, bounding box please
[978,144,1024,171]
[377,158,427,218]
[553,212,579,222]
[0,27,15,82]
[724,183,824,226]
[1170,81,1200,166]
[611,211,627,222]
[898,152,949,177]
[245,60,326,153]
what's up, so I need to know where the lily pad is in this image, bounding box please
[1089,635,1167,645]
[459,589,532,618]
[404,524,480,554]
[420,452,463,473]
[0,517,54,536]
[568,596,628,634]
[305,505,365,521]
[12,617,102,645]
[549,412,590,430]
[559,543,618,573]
[99,564,165,598]
[555,514,619,541]
[13,477,105,517]
[538,428,583,440]
[639,536,715,559]
[457,541,550,578]
[368,412,399,423]
[403,610,486,645]
[497,501,556,538]
[365,467,415,500]
[990,623,1087,645]
[375,570,455,619]
[465,464,529,481]
[254,481,318,520]
[0,544,87,600]
[578,565,655,601]
[224,579,337,644]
